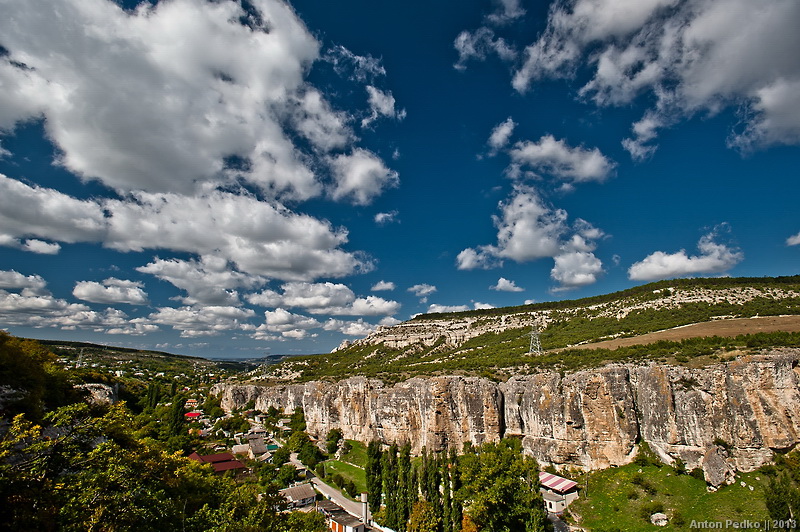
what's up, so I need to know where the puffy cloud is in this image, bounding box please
[487,117,517,155]
[362,86,406,128]
[137,256,264,306]
[371,280,396,291]
[280,281,355,311]
[408,284,437,297]
[256,308,320,339]
[374,211,400,225]
[73,278,149,305]
[0,0,335,199]
[327,149,400,206]
[467,186,566,265]
[509,0,800,155]
[550,251,604,290]
[244,281,399,316]
[348,296,401,316]
[0,283,155,335]
[324,318,378,337]
[0,270,48,296]
[628,226,744,281]
[149,305,255,338]
[0,174,107,245]
[455,247,502,270]
[458,186,606,290]
[0,176,368,282]
[20,239,61,255]
[245,289,284,308]
[787,232,800,246]
[490,277,524,292]
[508,135,616,183]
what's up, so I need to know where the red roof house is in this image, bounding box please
[188,452,248,475]
[539,472,579,514]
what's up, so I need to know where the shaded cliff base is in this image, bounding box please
[214,349,800,487]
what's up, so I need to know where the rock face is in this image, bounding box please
[213,350,800,485]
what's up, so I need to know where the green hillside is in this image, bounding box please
[252,275,800,383]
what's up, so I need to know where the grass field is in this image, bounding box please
[322,459,367,497]
[339,439,367,468]
[568,462,769,531]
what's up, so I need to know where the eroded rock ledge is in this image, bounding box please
[213,350,800,484]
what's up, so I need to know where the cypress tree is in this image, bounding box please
[366,440,383,514]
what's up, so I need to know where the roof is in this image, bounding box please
[249,439,267,454]
[184,411,201,418]
[231,444,250,455]
[280,483,317,502]
[329,511,364,527]
[316,500,341,512]
[188,452,247,474]
[539,472,578,493]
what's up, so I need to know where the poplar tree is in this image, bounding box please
[366,440,383,514]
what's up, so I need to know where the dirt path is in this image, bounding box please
[563,315,800,351]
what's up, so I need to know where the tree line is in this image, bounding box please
[366,438,549,532]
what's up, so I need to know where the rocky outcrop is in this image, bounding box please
[75,383,117,405]
[213,350,800,485]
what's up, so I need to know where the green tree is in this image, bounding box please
[366,440,383,513]
[326,428,343,454]
[456,439,546,532]
[408,500,441,532]
[289,406,306,433]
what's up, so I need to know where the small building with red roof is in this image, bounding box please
[539,471,579,514]
[188,451,248,476]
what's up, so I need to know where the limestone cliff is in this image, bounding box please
[213,349,800,484]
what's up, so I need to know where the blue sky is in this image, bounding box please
[1,0,798,359]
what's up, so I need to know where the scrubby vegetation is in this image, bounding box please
[253,276,800,383]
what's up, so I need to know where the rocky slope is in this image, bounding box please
[213,349,800,485]
[332,283,800,354]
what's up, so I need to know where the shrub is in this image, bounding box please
[639,501,664,520]
[690,468,705,481]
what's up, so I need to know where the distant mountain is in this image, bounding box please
[249,275,800,383]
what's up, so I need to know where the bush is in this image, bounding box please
[639,501,664,520]
[690,468,705,481]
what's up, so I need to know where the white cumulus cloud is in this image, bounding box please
[371,280,396,291]
[490,277,524,292]
[73,278,149,305]
[628,226,744,281]
[408,284,437,297]
[508,135,616,183]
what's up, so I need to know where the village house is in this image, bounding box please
[539,471,579,514]
[279,483,317,509]
[188,451,248,476]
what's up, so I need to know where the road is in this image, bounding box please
[288,453,366,519]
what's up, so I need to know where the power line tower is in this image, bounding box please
[528,315,543,356]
